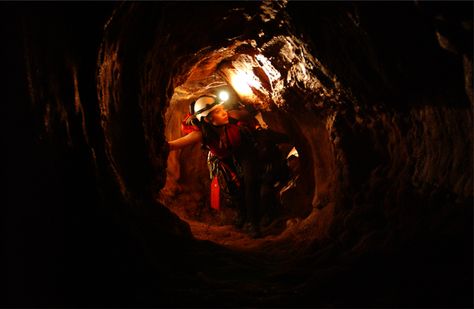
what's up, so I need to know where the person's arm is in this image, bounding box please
[168,130,202,151]
[227,107,251,121]
[227,104,269,129]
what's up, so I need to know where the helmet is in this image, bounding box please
[193,95,223,121]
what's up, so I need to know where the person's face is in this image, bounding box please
[207,106,229,126]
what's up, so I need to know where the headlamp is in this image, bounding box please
[218,90,229,102]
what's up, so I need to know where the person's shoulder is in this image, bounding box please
[228,118,250,130]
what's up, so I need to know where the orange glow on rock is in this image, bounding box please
[230,70,255,98]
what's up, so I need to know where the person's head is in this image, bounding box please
[205,105,229,126]
[193,95,229,126]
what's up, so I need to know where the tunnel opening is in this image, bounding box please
[158,40,319,247]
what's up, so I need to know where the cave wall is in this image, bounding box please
[97,2,473,303]
[5,3,194,306]
[284,1,473,236]
[285,4,473,304]
[96,1,474,305]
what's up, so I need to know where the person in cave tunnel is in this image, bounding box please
[168,92,292,238]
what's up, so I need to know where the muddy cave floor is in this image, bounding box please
[156,193,324,306]
[158,190,369,307]
[152,189,471,307]
[160,190,300,251]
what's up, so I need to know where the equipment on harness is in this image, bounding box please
[210,176,220,210]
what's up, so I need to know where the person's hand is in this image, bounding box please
[183,113,196,126]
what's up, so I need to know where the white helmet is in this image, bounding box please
[193,95,223,121]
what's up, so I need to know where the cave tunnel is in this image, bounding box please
[4,1,473,307]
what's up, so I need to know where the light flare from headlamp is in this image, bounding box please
[230,71,255,98]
